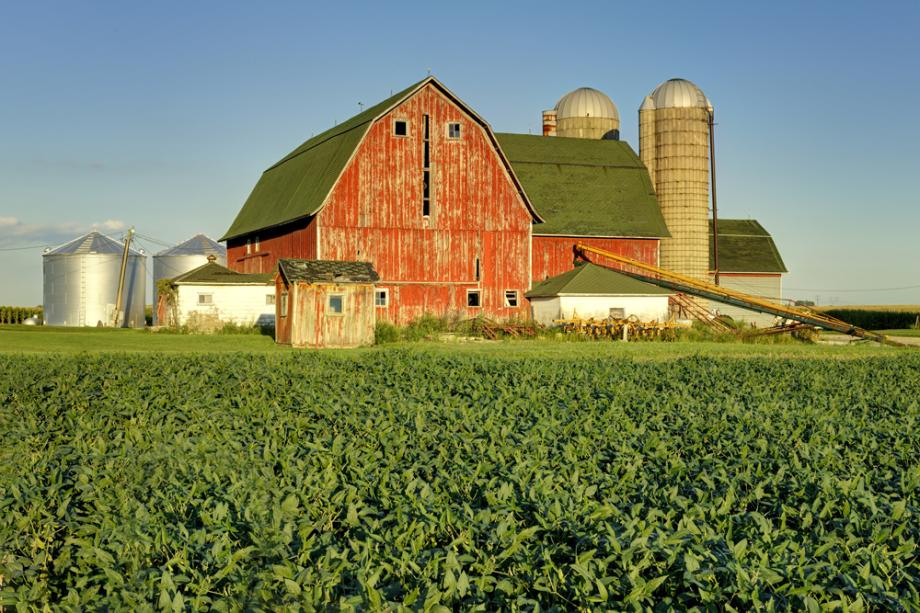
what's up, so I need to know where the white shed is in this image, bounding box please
[158,258,275,332]
[526,263,672,326]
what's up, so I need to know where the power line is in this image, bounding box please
[784,283,920,293]
[0,244,50,252]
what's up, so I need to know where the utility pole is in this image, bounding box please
[709,109,720,286]
[113,227,135,327]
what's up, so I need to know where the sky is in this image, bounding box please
[1,0,919,307]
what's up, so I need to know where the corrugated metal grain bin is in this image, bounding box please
[152,234,226,325]
[42,231,146,327]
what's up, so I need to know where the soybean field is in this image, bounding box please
[2,351,919,610]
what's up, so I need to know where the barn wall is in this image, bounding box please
[227,217,318,274]
[318,83,533,324]
[275,275,292,344]
[709,273,783,327]
[290,282,375,348]
[532,236,659,283]
[558,295,670,323]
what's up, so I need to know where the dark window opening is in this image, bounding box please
[467,290,481,308]
[394,120,407,136]
[474,257,480,281]
[448,123,461,139]
[328,294,344,314]
[504,290,518,308]
[423,114,431,217]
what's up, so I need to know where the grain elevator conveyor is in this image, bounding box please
[574,244,910,348]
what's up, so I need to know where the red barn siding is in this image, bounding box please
[227,217,318,274]
[318,84,533,324]
[532,235,659,282]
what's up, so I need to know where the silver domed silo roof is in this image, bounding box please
[43,231,146,327]
[645,78,712,111]
[152,234,227,325]
[555,87,620,121]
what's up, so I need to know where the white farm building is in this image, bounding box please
[526,263,672,325]
[157,258,275,332]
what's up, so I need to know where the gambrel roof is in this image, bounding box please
[495,133,670,238]
[710,219,787,273]
[221,77,540,241]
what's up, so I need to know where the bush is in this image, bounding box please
[374,321,401,344]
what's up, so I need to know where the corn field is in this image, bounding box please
[0,307,42,325]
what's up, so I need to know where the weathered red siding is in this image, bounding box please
[532,235,659,282]
[318,84,533,324]
[227,217,318,274]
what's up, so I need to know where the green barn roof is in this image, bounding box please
[221,80,427,241]
[496,133,670,238]
[710,219,787,273]
[222,78,540,242]
[526,263,671,298]
[171,262,274,285]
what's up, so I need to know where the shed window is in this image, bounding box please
[609,307,625,319]
[198,293,213,305]
[266,294,276,305]
[467,290,481,308]
[375,289,389,307]
[280,291,288,317]
[394,119,408,137]
[328,294,344,315]
[504,290,519,307]
[448,123,461,139]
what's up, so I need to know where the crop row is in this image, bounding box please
[1,351,919,609]
[0,306,42,325]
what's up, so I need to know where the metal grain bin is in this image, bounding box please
[152,235,226,325]
[42,231,147,327]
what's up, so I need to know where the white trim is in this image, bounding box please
[393,118,409,137]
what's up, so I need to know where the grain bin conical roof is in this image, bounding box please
[155,234,226,257]
[44,231,143,256]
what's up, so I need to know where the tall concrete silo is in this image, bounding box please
[639,78,713,283]
[42,231,146,327]
[152,234,226,324]
[545,87,620,140]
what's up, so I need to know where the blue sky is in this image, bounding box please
[2,0,919,306]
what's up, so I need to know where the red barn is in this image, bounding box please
[222,77,541,324]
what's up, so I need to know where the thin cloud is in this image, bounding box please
[0,218,128,246]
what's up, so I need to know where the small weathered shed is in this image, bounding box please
[276,259,379,348]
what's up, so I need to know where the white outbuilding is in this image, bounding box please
[157,257,275,332]
[526,263,672,326]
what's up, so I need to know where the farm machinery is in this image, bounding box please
[573,243,912,348]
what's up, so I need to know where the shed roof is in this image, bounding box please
[44,231,143,257]
[171,261,273,285]
[278,259,379,284]
[526,262,672,298]
[711,219,787,273]
[221,77,539,241]
[495,133,670,238]
[156,234,226,257]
